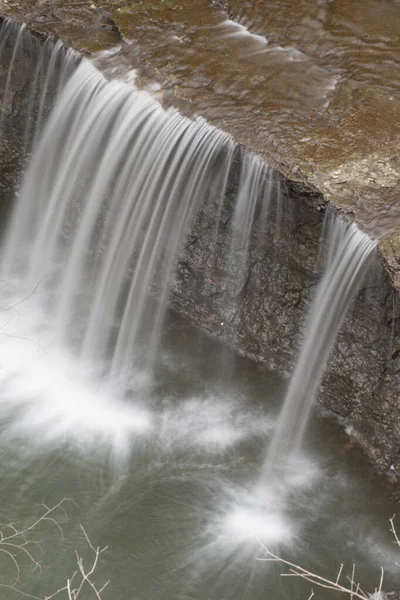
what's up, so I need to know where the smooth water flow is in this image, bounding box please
[0,18,77,156]
[263,216,376,477]
[2,60,235,379]
[0,24,377,475]
[225,215,376,545]
[0,51,277,458]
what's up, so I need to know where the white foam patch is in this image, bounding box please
[224,507,292,544]
[0,291,275,460]
[158,396,273,452]
[218,18,268,45]
[0,302,151,457]
[200,424,241,448]
[214,456,323,550]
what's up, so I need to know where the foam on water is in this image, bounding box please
[0,298,152,458]
[224,507,292,544]
[0,288,278,462]
[208,452,326,559]
[158,396,273,453]
[0,20,397,600]
[219,18,268,45]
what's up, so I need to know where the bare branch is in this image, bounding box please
[0,583,40,599]
[390,515,400,548]
[0,500,107,599]
[257,541,370,600]
[376,566,384,600]
[0,278,45,312]
[256,513,400,600]
[350,563,355,600]
[336,563,344,585]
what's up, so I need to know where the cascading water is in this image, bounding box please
[263,215,376,478]
[224,215,376,543]
[3,60,235,378]
[0,48,277,458]
[0,18,77,157]
[0,20,377,474]
[0,19,398,600]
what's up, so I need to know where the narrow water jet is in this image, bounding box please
[263,215,376,479]
[0,18,78,156]
[222,215,376,544]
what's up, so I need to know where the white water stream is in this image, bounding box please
[264,215,376,477]
[0,53,276,462]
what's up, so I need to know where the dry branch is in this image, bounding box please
[257,517,400,600]
[0,499,108,600]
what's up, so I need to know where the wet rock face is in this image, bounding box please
[0,20,399,476]
[0,21,33,227]
[0,19,80,230]
[323,273,400,474]
[171,169,400,475]
[171,170,323,376]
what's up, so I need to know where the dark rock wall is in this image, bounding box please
[1,21,399,475]
[0,20,35,226]
[171,160,400,474]
[322,267,400,472]
[0,18,79,231]
[171,163,324,376]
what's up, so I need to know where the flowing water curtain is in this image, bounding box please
[263,215,376,478]
[30,37,78,151]
[190,148,281,349]
[229,152,273,277]
[221,152,277,344]
[1,59,236,386]
[0,18,78,157]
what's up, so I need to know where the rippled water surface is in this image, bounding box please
[225,0,400,92]
[0,311,398,599]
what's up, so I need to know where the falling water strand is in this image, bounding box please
[32,38,78,149]
[1,60,236,386]
[0,18,78,158]
[0,20,26,141]
[230,152,272,266]
[263,217,376,478]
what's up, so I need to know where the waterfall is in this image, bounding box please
[1,59,238,381]
[263,214,376,478]
[0,19,378,477]
[0,31,281,459]
[0,17,78,156]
